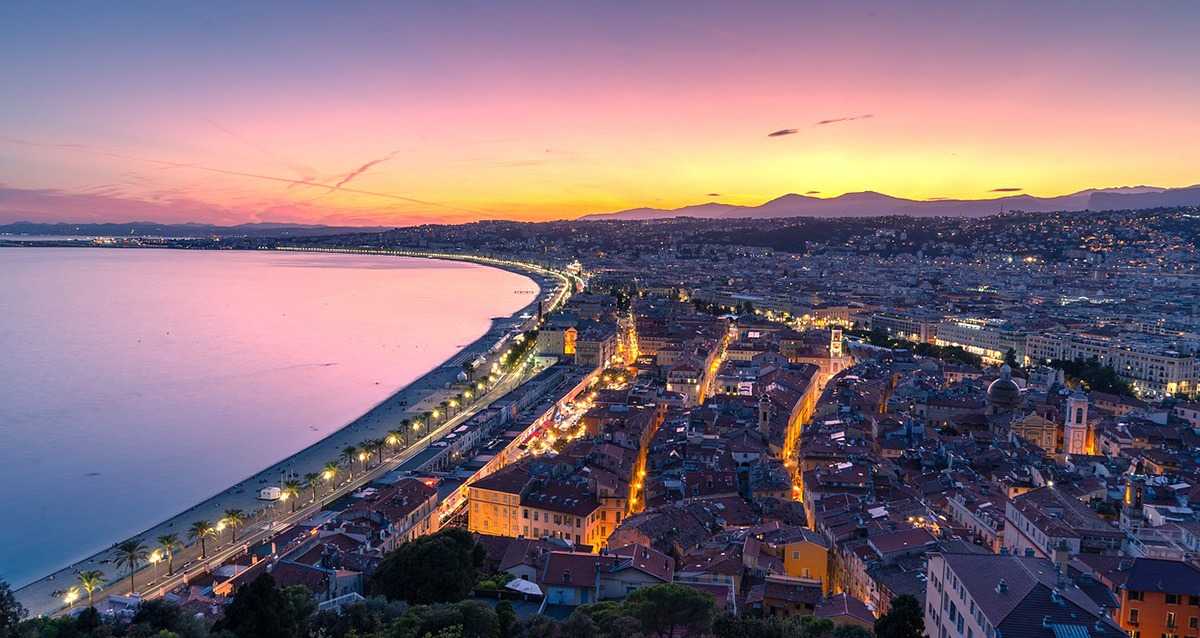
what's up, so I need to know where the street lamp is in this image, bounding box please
[150,549,163,579]
[63,586,80,610]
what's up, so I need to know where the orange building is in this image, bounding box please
[1074,555,1200,638]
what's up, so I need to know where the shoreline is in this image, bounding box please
[10,245,570,615]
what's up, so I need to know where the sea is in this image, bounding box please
[0,247,537,587]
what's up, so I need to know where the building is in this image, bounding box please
[1073,555,1200,638]
[538,544,673,607]
[1064,391,1091,455]
[924,552,1124,638]
[467,465,531,538]
[936,318,1027,364]
[1003,486,1124,558]
[868,311,939,344]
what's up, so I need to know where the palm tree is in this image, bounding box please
[421,411,432,436]
[113,540,148,595]
[323,461,339,489]
[221,509,245,542]
[304,472,321,502]
[340,446,359,478]
[369,438,385,465]
[78,570,104,608]
[355,441,370,471]
[188,520,214,559]
[282,479,302,513]
[156,534,180,576]
[388,427,406,450]
[437,401,449,422]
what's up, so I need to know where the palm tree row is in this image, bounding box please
[59,387,494,610]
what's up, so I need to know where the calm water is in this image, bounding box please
[0,248,536,587]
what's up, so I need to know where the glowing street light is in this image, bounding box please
[150,549,163,578]
[63,586,80,610]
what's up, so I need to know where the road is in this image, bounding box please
[41,350,540,617]
[19,250,574,617]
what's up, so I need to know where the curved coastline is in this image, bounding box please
[11,246,568,615]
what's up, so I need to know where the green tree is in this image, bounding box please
[213,573,299,638]
[624,584,715,638]
[369,529,484,604]
[114,540,149,595]
[77,570,105,608]
[561,610,598,638]
[0,579,27,635]
[341,446,360,478]
[188,521,214,559]
[282,480,303,513]
[222,509,246,543]
[304,472,321,503]
[875,594,925,638]
[496,600,517,638]
[157,534,181,576]
[281,585,318,638]
[130,598,207,637]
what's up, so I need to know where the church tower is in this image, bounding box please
[1064,391,1088,454]
[830,328,843,358]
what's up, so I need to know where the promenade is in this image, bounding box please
[15,250,572,617]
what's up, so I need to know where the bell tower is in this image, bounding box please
[1064,391,1088,454]
[830,328,843,358]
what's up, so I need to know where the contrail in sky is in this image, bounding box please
[0,136,478,214]
[334,150,401,189]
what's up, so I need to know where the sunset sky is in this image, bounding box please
[2,2,1198,226]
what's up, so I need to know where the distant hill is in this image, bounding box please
[579,184,1200,221]
[0,221,393,238]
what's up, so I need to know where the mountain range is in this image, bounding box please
[580,184,1200,221]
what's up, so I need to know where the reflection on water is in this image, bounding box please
[0,248,535,586]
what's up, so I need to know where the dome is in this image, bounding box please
[987,364,1022,412]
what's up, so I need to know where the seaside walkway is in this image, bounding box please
[15,250,573,617]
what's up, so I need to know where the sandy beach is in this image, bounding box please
[13,249,570,617]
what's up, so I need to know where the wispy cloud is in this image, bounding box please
[705,192,721,197]
[333,150,401,189]
[768,128,798,137]
[815,114,873,126]
[989,187,1023,192]
[0,136,476,214]
[805,190,820,195]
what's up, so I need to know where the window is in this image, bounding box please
[1189,617,1198,630]
[1166,611,1176,628]
[1190,596,1200,606]
[1166,594,1180,605]
[523,509,529,519]
[1129,590,1144,601]
[1129,608,1139,624]
[793,551,800,559]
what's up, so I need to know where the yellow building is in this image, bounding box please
[768,528,832,594]
[467,467,529,537]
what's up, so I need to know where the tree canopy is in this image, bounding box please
[368,529,485,605]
